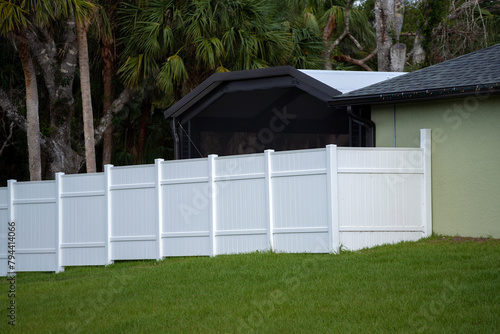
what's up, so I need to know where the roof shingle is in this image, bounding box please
[331,43,500,105]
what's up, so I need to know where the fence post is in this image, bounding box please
[104,165,114,265]
[421,129,432,237]
[7,179,16,276]
[155,159,164,261]
[326,145,340,253]
[55,173,65,273]
[208,155,218,256]
[264,150,275,251]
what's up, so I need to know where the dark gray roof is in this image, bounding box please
[164,66,341,119]
[330,43,500,106]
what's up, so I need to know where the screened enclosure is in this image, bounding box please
[164,66,390,159]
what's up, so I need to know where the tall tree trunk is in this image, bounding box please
[375,0,406,71]
[77,21,97,173]
[412,29,426,67]
[390,43,406,71]
[5,22,131,178]
[102,125,114,166]
[100,0,118,167]
[102,126,114,163]
[45,136,84,176]
[102,38,115,167]
[26,23,84,176]
[15,32,42,181]
[322,12,337,70]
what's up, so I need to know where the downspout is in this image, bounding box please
[348,112,353,147]
[393,104,396,147]
[188,120,191,159]
[347,105,376,147]
[172,117,180,160]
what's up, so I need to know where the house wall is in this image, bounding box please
[372,94,500,238]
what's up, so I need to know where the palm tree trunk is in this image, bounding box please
[77,20,97,173]
[15,32,42,181]
[102,39,115,166]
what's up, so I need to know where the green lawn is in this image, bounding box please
[1,236,499,333]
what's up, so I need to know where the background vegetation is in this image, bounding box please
[1,0,499,184]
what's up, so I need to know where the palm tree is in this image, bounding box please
[115,0,300,163]
[96,0,120,166]
[118,0,308,92]
[76,12,97,173]
[115,0,179,163]
[1,0,134,178]
[0,0,49,180]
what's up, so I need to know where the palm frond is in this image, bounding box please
[118,54,159,88]
[157,54,187,93]
[195,36,224,69]
[0,1,29,36]
[53,0,96,25]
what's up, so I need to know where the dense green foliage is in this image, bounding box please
[418,0,448,55]
[408,0,500,65]
[1,0,500,183]
[1,236,499,332]
[117,0,328,99]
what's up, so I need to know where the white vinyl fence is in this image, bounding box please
[0,129,432,276]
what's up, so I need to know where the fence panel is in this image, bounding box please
[337,148,425,250]
[110,165,157,260]
[12,181,57,272]
[214,155,268,255]
[272,149,331,253]
[1,129,432,274]
[161,158,211,256]
[60,173,107,266]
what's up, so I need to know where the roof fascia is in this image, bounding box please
[329,84,500,107]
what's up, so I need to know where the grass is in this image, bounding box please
[1,236,499,333]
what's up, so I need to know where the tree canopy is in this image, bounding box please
[0,0,498,184]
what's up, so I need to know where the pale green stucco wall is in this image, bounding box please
[371,94,500,238]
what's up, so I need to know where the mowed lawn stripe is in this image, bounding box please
[1,236,499,333]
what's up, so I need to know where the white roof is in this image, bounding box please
[299,70,406,94]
